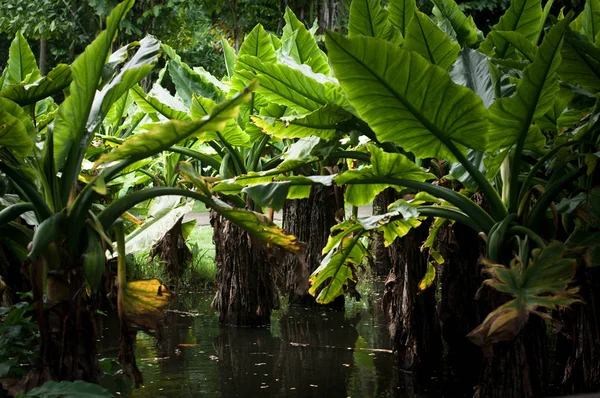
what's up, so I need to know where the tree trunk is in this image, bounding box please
[558,266,600,394]
[384,222,442,372]
[437,223,484,392]
[210,210,280,326]
[371,188,398,277]
[151,216,192,281]
[282,184,343,308]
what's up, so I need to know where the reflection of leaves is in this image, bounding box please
[468,242,580,346]
[23,381,112,398]
[121,279,172,330]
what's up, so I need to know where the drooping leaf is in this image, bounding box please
[130,84,190,121]
[404,11,460,71]
[388,0,416,38]
[480,0,542,59]
[0,98,34,159]
[449,48,495,108]
[6,32,40,86]
[281,7,331,75]
[251,105,351,140]
[431,0,480,47]
[487,16,570,151]
[95,81,255,166]
[348,0,401,44]
[53,0,134,170]
[0,64,71,106]
[418,262,437,290]
[334,145,436,206]
[326,32,489,161]
[468,242,580,346]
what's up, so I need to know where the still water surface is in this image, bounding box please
[98,287,407,397]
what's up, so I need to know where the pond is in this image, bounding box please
[96,282,426,397]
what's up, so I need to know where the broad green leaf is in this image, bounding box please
[163,44,225,105]
[488,17,570,151]
[0,64,71,106]
[450,48,495,108]
[379,218,421,246]
[491,31,538,62]
[6,32,40,86]
[53,0,134,170]
[431,0,479,47]
[558,30,600,91]
[334,145,436,206]
[24,381,112,398]
[95,81,255,166]
[404,11,460,71]
[326,33,489,161]
[481,0,542,59]
[251,105,351,140]
[238,24,277,63]
[190,95,250,147]
[468,242,580,346]
[236,55,347,113]
[130,85,190,121]
[348,0,401,44]
[582,0,600,43]
[281,7,331,75]
[222,38,236,79]
[0,98,34,159]
[87,36,161,133]
[388,0,416,37]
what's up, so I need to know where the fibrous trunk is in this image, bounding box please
[384,222,442,372]
[211,210,279,326]
[151,216,192,280]
[282,185,342,308]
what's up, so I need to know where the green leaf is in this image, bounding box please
[281,7,331,75]
[95,81,255,166]
[388,0,416,38]
[163,44,225,105]
[450,48,494,108]
[222,38,236,79]
[6,31,40,86]
[238,24,277,63]
[491,31,538,62]
[558,30,600,92]
[53,0,134,170]
[236,55,347,113]
[87,36,161,133]
[404,11,460,71]
[348,0,401,44]
[431,0,479,47]
[481,0,542,59]
[251,105,351,140]
[0,98,34,159]
[83,230,106,293]
[326,32,489,161]
[0,64,71,106]
[334,145,436,206]
[130,85,190,121]
[582,0,600,43]
[24,381,112,398]
[487,16,570,151]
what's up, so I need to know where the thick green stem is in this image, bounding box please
[0,163,52,221]
[0,203,35,226]
[509,226,547,249]
[417,206,484,232]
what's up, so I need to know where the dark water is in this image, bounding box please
[98,286,409,397]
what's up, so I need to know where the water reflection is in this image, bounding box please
[99,290,402,397]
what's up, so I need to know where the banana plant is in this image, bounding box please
[233,0,599,347]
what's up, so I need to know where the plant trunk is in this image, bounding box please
[557,265,600,394]
[371,188,398,278]
[39,36,47,76]
[437,223,484,391]
[384,222,442,372]
[210,210,280,326]
[474,291,548,398]
[152,216,192,281]
[282,184,343,308]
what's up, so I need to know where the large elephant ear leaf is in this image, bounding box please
[488,16,570,151]
[95,81,256,166]
[0,98,34,160]
[431,0,479,48]
[558,29,600,92]
[388,0,416,38]
[238,24,277,63]
[53,0,134,171]
[404,10,460,71]
[281,7,331,75]
[326,32,489,161]
[348,0,401,44]
[480,0,542,59]
[468,242,580,346]
[582,0,600,44]
[6,32,40,86]
[1,64,72,106]
[450,48,495,109]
